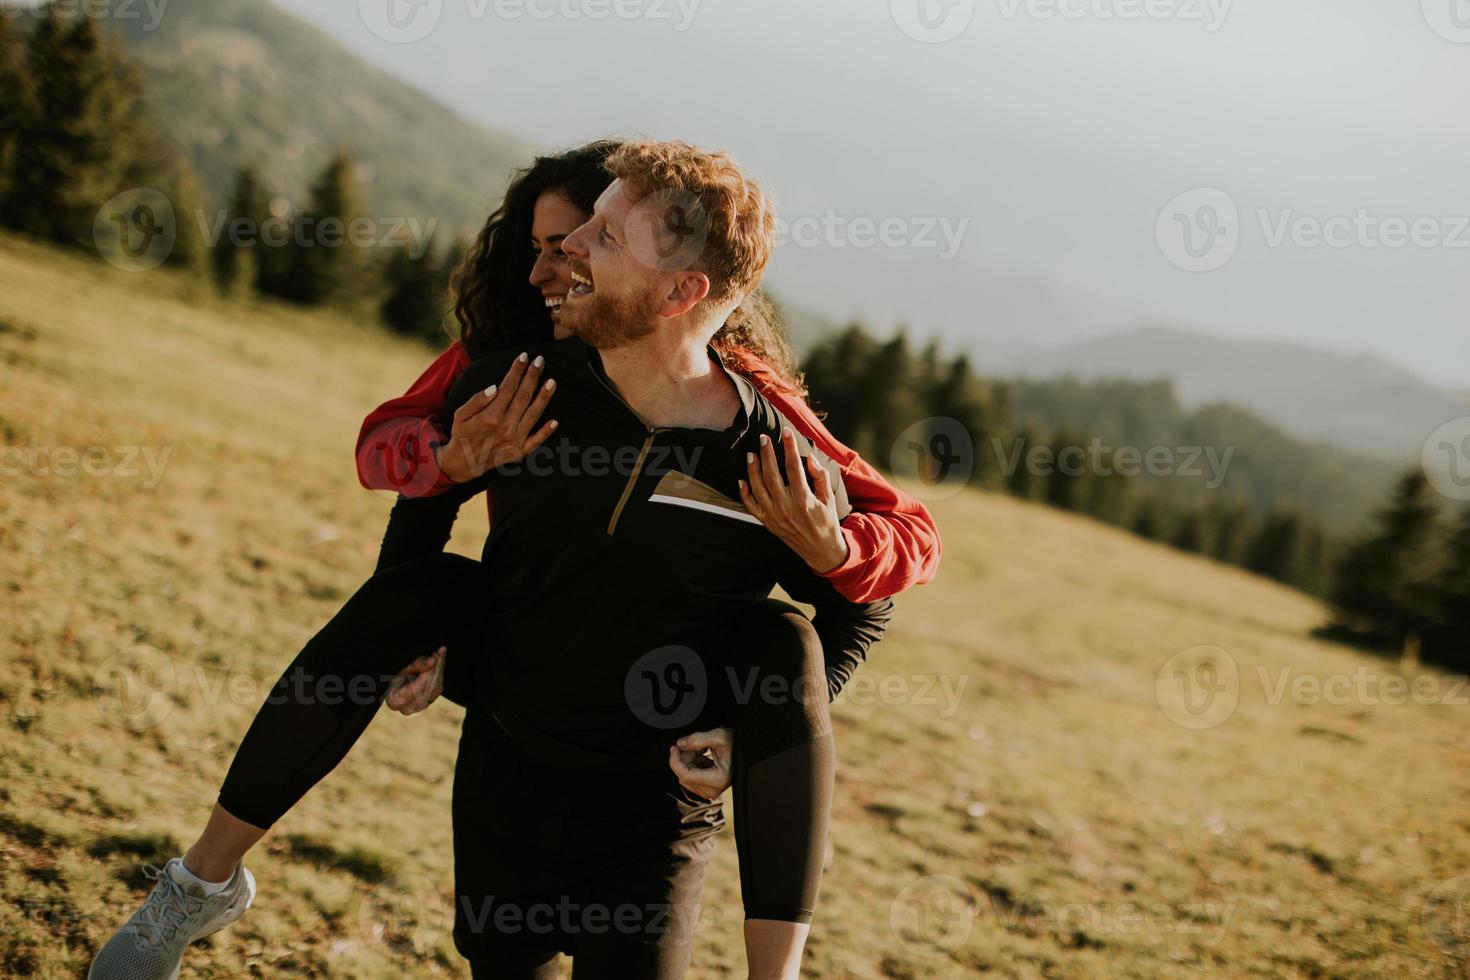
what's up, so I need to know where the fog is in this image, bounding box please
[270,0,1470,386]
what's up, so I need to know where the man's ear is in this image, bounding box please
[659,271,711,318]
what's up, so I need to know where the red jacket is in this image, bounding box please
[356,342,940,602]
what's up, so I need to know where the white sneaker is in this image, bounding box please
[88,858,256,980]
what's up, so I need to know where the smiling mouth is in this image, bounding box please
[569,270,594,298]
[544,295,565,313]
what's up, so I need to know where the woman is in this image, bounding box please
[89,141,939,980]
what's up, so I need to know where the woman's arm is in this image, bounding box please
[730,352,942,604]
[359,345,560,497]
[356,342,472,498]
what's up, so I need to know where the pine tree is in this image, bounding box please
[1044,429,1087,512]
[282,150,367,306]
[0,15,33,215]
[861,331,926,471]
[923,353,997,488]
[1324,470,1443,652]
[1295,523,1332,596]
[10,10,153,245]
[1005,425,1041,500]
[1171,507,1216,556]
[1082,448,1132,525]
[1131,496,1172,542]
[213,165,270,298]
[802,325,880,451]
[1208,500,1252,566]
[164,159,210,278]
[1244,510,1304,584]
[1425,508,1470,670]
[380,237,445,342]
[428,237,466,344]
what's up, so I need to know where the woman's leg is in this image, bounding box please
[91,553,493,979]
[186,552,488,881]
[717,598,834,979]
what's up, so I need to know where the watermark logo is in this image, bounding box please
[1423,417,1470,502]
[358,873,451,953]
[624,188,710,275]
[993,0,1232,31]
[993,435,1234,488]
[1421,874,1470,958]
[833,671,969,717]
[774,212,969,260]
[1258,209,1469,251]
[1155,645,1239,729]
[360,0,443,43]
[891,417,976,500]
[1,443,172,489]
[93,645,177,730]
[8,0,172,32]
[94,188,175,272]
[360,0,701,40]
[891,0,975,43]
[624,646,707,729]
[890,874,979,952]
[1257,666,1467,708]
[1422,0,1470,43]
[1156,187,1239,272]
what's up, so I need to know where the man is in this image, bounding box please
[436,140,893,978]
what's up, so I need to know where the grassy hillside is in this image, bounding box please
[0,234,1467,978]
[92,0,538,224]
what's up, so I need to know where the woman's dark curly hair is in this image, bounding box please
[450,140,621,358]
[450,139,804,394]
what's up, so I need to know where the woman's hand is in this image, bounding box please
[386,647,446,715]
[739,430,850,574]
[436,353,558,483]
[669,727,734,800]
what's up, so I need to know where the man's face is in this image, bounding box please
[559,180,681,350]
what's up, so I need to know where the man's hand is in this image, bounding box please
[436,353,559,483]
[739,430,850,574]
[669,727,734,800]
[385,647,447,715]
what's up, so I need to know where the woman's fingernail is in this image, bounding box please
[484,385,496,397]
[746,453,754,464]
[533,355,545,368]
[545,379,556,391]
[518,352,529,363]
[760,434,770,446]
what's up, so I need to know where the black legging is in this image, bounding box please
[216,552,833,925]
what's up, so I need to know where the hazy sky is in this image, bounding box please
[270,0,1470,386]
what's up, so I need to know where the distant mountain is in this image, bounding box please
[976,325,1470,462]
[92,0,538,228]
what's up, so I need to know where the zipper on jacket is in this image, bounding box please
[607,430,655,534]
[588,360,666,536]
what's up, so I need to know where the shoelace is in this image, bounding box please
[135,865,207,947]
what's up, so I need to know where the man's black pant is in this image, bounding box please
[454,709,721,978]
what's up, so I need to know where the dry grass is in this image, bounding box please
[1,233,1466,978]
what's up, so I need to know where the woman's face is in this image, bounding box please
[529,189,592,340]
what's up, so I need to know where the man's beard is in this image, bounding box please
[563,288,661,351]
